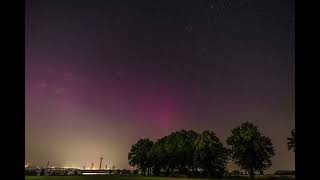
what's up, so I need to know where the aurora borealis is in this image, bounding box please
[25,0,295,172]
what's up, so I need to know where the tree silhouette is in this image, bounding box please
[185,130,199,175]
[226,122,275,180]
[150,136,169,176]
[148,130,199,177]
[194,130,229,178]
[163,132,181,176]
[128,125,279,178]
[163,130,199,176]
[287,129,295,152]
[128,138,153,176]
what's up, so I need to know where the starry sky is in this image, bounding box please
[25,0,295,172]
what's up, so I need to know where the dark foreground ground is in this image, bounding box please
[25,176,295,180]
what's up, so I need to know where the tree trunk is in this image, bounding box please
[195,163,198,173]
[249,169,255,180]
[194,164,198,177]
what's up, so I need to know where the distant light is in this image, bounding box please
[82,172,107,175]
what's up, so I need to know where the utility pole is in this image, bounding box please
[99,157,103,170]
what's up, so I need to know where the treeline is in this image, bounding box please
[128,122,295,179]
[129,129,228,178]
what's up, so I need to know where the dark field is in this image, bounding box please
[25,176,295,180]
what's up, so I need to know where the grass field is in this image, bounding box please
[25,176,295,180]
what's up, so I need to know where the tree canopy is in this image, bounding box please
[194,130,229,178]
[128,138,153,176]
[287,129,295,152]
[226,122,275,179]
[129,123,278,178]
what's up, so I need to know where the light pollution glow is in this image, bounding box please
[25,0,294,173]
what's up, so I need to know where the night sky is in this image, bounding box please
[25,0,295,172]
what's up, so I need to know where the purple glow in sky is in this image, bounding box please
[25,0,294,172]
